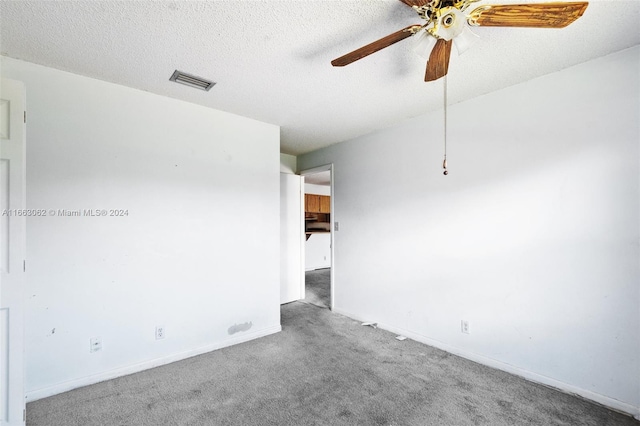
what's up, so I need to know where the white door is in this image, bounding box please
[0,78,26,425]
[280,173,304,304]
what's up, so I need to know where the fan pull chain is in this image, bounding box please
[443,75,448,176]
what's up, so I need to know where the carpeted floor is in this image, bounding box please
[26,300,637,425]
[302,268,331,309]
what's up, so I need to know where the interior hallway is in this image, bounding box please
[302,268,331,309]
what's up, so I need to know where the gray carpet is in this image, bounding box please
[302,268,331,309]
[27,302,637,426]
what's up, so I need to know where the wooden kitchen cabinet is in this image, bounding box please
[305,194,330,213]
[319,195,330,213]
[305,194,320,213]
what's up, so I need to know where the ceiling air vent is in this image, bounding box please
[169,70,216,91]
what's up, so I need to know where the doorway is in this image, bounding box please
[300,165,333,310]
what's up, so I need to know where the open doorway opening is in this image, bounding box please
[300,166,333,310]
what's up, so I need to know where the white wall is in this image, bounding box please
[305,183,330,196]
[298,47,640,417]
[280,153,296,174]
[305,233,331,271]
[1,57,281,400]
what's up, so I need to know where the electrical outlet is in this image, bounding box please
[90,337,102,353]
[155,326,165,340]
[334,222,339,231]
[461,320,470,334]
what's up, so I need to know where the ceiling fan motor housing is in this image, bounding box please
[429,6,467,40]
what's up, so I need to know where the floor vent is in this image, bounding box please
[169,70,216,91]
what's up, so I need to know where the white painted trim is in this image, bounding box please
[26,325,282,402]
[328,166,335,311]
[299,176,306,300]
[332,308,640,420]
[299,164,331,177]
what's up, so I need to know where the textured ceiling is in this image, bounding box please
[1,1,638,155]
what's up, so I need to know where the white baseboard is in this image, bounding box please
[26,324,282,402]
[332,308,640,420]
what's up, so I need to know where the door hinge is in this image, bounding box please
[24,111,26,123]
[23,260,26,272]
[23,408,26,422]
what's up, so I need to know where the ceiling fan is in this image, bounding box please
[331,1,589,82]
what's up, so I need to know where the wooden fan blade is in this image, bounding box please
[331,25,419,67]
[399,0,431,7]
[425,39,453,82]
[470,2,588,28]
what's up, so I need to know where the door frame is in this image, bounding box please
[0,77,27,425]
[299,164,334,310]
